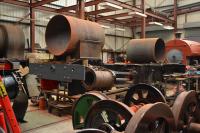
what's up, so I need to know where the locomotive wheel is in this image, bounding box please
[124,83,166,106]
[84,99,134,132]
[125,102,175,133]
[172,90,200,132]
[72,92,109,129]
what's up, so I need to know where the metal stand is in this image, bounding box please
[47,82,74,116]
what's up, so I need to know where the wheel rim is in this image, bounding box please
[84,99,134,132]
[72,92,108,129]
[124,83,166,106]
[172,90,200,132]
[125,102,175,133]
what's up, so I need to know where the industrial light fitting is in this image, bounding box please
[148,22,163,26]
[128,11,147,18]
[117,16,133,20]
[115,28,125,31]
[99,2,123,10]
[101,25,110,29]
[163,25,174,30]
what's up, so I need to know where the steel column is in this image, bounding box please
[30,0,35,52]
[174,0,178,38]
[141,0,145,38]
[95,4,98,22]
[78,0,85,19]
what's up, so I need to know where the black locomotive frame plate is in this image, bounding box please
[29,63,85,82]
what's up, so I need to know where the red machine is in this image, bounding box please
[40,79,59,91]
[0,76,21,133]
[166,39,200,65]
[0,60,27,133]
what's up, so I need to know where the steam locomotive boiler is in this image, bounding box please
[166,39,200,65]
[30,15,105,95]
[29,15,109,114]
[103,38,185,87]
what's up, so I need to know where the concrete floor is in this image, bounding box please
[20,103,74,133]
[20,91,124,133]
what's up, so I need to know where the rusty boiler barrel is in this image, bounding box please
[126,38,165,63]
[0,24,25,59]
[83,67,114,91]
[45,15,105,56]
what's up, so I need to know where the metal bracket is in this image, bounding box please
[79,40,103,59]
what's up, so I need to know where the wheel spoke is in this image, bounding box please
[124,83,166,106]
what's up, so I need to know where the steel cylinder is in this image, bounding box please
[83,67,114,91]
[166,39,200,65]
[0,24,25,59]
[45,15,105,56]
[126,38,165,63]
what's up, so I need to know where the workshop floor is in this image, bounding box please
[20,103,74,133]
[19,89,123,133]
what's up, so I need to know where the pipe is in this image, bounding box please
[0,24,25,59]
[82,67,133,91]
[83,67,114,91]
[45,15,105,56]
[126,38,165,63]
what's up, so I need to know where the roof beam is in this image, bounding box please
[179,7,200,15]
[104,0,174,23]
[32,0,58,8]
[145,11,173,23]
[104,0,141,12]
[169,6,200,16]
[97,13,128,20]
[1,0,75,16]
[57,0,173,23]
[87,8,113,15]
[1,0,29,7]
[57,0,102,13]
[110,18,155,27]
